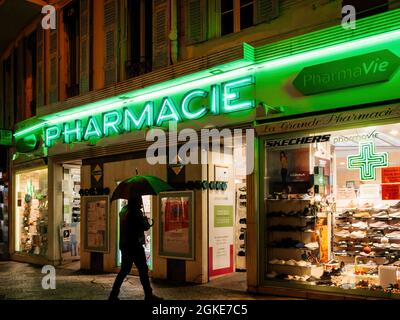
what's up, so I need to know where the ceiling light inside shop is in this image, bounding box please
[390,130,399,135]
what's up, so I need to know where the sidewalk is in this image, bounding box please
[0,261,295,300]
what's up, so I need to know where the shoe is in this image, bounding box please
[266,271,278,279]
[352,221,368,229]
[269,259,280,265]
[372,211,389,218]
[296,260,311,267]
[390,201,400,209]
[359,203,373,210]
[239,233,245,240]
[238,250,246,256]
[386,231,400,239]
[286,259,297,266]
[239,218,247,224]
[390,243,400,249]
[369,221,388,228]
[239,186,247,192]
[389,222,400,230]
[350,231,367,239]
[335,230,351,238]
[305,242,319,250]
[108,294,120,301]
[374,204,389,212]
[239,194,247,200]
[145,294,164,301]
[337,211,354,218]
[354,211,372,218]
[389,211,400,218]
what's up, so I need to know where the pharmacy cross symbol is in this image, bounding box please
[347,141,388,181]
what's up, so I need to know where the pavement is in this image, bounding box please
[0,261,296,300]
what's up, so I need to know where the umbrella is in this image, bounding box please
[111,175,173,202]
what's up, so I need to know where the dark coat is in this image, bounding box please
[119,205,146,250]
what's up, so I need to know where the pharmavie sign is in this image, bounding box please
[293,50,400,95]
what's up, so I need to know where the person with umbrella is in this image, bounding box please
[109,175,172,301]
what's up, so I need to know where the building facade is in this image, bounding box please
[2,0,400,299]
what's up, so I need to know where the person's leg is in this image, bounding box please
[132,245,153,298]
[109,251,134,299]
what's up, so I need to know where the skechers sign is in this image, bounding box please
[44,76,255,147]
[293,50,400,95]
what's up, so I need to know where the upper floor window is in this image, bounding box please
[64,1,80,98]
[125,0,152,79]
[221,0,255,36]
[342,0,388,19]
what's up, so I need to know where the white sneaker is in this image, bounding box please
[372,211,389,218]
[350,231,366,239]
[278,259,286,265]
[296,260,311,267]
[386,231,400,239]
[305,242,319,250]
[269,259,280,265]
[266,271,278,279]
[351,221,368,229]
[369,221,388,228]
[335,230,351,238]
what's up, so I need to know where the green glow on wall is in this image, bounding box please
[347,141,388,181]
[103,111,122,136]
[63,120,82,144]
[123,103,154,131]
[84,117,102,141]
[222,76,255,112]
[181,90,208,119]
[156,97,182,126]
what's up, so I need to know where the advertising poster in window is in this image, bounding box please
[159,191,194,260]
[83,196,109,253]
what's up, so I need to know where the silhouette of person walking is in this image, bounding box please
[109,192,163,300]
[280,151,288,187]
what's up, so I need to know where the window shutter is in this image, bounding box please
[80,0,91,93]
[153,0,170,70]
[104,0,117,87]
[254,0,279,24]
[186,0,207,44]
[48,28,58,104]
[36,28,45,108]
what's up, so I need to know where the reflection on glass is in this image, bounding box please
[15,168,48,257]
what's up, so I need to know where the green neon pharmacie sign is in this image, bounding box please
[44,76,255,147]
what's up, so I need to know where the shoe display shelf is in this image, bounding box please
[266,199,323,278]
[334,207,400,262]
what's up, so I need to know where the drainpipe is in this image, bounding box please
[169,0,178,64]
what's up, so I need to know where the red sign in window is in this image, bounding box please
[382,184,400,200]
[382,167,400,183]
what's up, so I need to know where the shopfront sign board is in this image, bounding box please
[83,196,109,253]
[293,50,400,95]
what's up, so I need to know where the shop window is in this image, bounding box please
[64,1,80,98]
[61,165,81,262]
[263,123,400,296]
[15,168,48,257]
[342,0,388,19]
[125,0,152,79]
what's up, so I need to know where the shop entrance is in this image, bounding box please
[208,134,248,291]
[59,162,81,268]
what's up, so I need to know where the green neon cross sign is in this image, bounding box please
[347,141,388,181]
